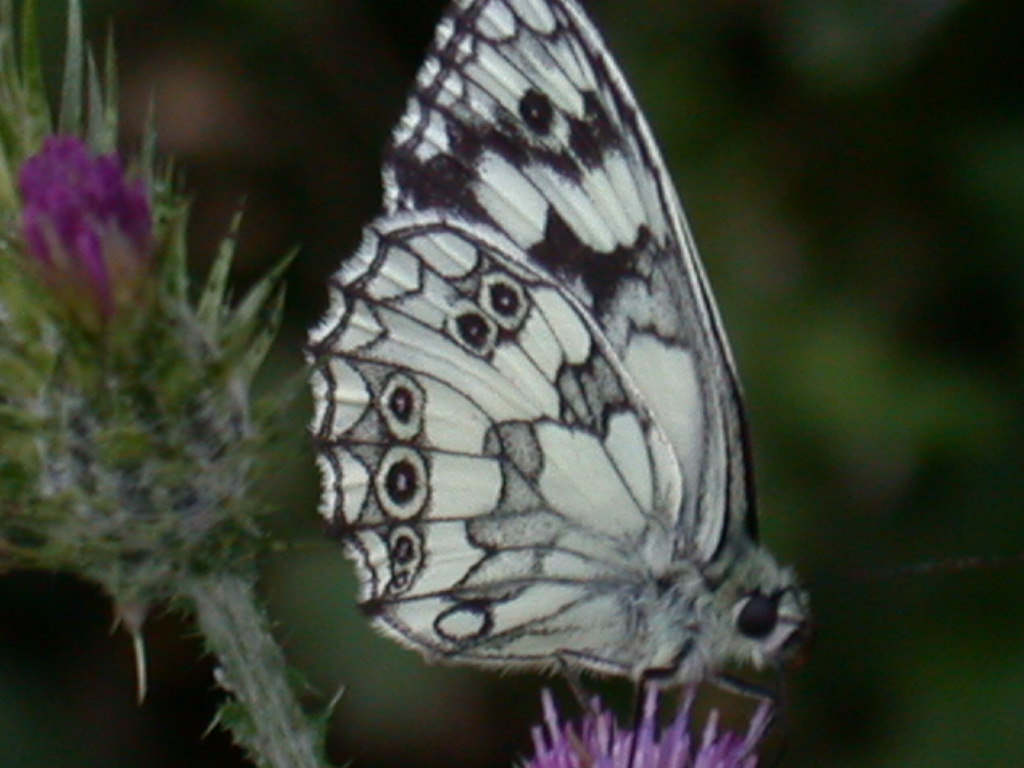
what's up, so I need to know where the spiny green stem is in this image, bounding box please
[183,572,330,768]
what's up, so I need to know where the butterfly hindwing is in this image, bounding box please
[309,214,683,671]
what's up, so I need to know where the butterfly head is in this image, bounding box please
[638,549,808,686]
[707,548,810,675]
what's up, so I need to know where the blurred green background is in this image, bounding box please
[1,0,1023,766]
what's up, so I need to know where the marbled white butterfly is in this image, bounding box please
[308,0,809,687]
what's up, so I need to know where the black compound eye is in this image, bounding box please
[736,592,779,640]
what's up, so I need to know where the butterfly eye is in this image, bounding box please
[736,592,779,640]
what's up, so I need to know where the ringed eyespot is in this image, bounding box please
[434,600,494,643]
[448,301,497,355]
[480,272,528,331]
[386,525,424,594]
[380,372,425,440]
[373,447,428,519]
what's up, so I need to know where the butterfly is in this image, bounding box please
[308,0,809,687]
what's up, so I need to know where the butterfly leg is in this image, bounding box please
[710,671,780,707]
[712,669,787,767]
[556,656,591,710]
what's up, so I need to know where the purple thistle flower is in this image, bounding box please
[19,135,152,320]
[525,689,771,768]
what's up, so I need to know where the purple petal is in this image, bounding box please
[18,136,153,319]
[524,688,770,768]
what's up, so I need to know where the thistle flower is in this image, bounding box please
[524,689,771,768]
[0,5,290,606]
[18,135,152,324]
[0,4,324,767]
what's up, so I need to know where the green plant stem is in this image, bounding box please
[183,572,328,768]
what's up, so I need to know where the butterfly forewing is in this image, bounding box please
[310,0,808,684]
[384,0,751,561]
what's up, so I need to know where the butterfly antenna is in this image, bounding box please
[855,552,1024,580]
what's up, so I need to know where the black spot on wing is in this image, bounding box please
[568,91,620,167]
[519,88,554,135]
[529,209,651,312]
[489,281,520,317]
[450,115,531,168]
[387,386,414,424]
[390,148,488,220]
[588,53,653,173]
[384,460,418,504]
[386,525,424,594]
[455,310,493,350]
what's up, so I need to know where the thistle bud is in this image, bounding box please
[1,133,288,609]
[19,136,152,325]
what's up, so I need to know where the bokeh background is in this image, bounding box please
[1,0,1022,766]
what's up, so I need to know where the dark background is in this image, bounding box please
[2,0,1023,766]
